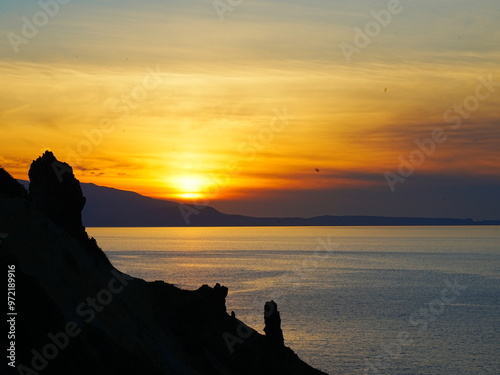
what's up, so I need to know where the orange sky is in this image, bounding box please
[1,0,499,219]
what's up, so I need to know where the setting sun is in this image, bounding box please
[170,175,210,200]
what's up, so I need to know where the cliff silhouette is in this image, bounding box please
[0,151,327,375]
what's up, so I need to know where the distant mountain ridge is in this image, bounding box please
[18,180,500,226]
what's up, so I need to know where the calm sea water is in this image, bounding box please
[87,226,500,375]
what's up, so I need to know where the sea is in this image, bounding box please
[86,226,500,375]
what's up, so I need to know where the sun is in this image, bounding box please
[170,175,209,200]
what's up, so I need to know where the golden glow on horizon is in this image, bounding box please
[168,175,212,200]
[1,61,499,203]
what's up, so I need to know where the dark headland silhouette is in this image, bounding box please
[0,151,327,375]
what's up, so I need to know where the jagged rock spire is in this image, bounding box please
[28,151,87,243]
[264,300,285,349]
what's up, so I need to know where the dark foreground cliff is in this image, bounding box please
[0,152,328,375]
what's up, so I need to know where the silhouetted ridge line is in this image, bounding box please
[0,151,327,375]
[15,179,498,226]
[0,168,27,198]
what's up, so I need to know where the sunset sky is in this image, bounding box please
[1,0,499,220]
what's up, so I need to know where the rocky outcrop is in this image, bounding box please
[0,152,328,375]
[264,300,285,350]
[27,151,111,269]
[28,151,87,243]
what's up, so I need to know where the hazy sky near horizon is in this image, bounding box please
[1,0,499,220]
